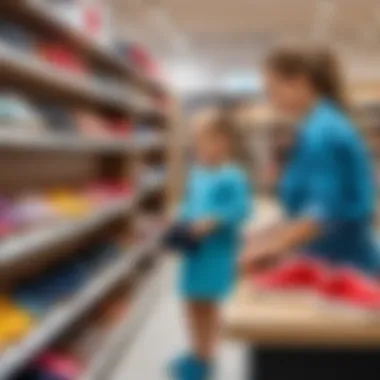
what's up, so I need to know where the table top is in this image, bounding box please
[222,280,380,347]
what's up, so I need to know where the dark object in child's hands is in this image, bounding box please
[164,222,200,252]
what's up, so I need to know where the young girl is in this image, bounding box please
[170,109,251,380]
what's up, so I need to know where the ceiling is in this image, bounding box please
[111,0,380,92]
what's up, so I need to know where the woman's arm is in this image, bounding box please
[239,218,320,272]
[240,128,339,272]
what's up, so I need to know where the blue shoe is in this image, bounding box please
[190,358,213,380]
[168,353,192,379]
[168,354,212,380]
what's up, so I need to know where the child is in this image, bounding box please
[170,109,251,380]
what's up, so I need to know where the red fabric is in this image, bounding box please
[36,44,87,74]
[317,267,380,309]
[253,257,329,290]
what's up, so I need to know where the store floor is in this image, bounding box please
[111,260,247,380]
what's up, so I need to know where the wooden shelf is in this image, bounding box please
[0,0,167,97]
[0,130,133,153]
[0,43,162,118]
[0,231,166,380]
[0,197,136,266]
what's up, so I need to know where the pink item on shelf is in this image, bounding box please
[83,184,110,205]
[316,267,380,311]
[84,181,132,205]
[0,220,12,238]
[74,111,110,138]
[106,117,132,137]
[101,180,132,197]
[252,257,330,291]
[34,352,83,379]
[12,194,57,229]
[83,6,101,35]
[0,197,15,238]
[36,43,87,74]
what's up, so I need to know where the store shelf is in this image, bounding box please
[0,232,165,380]
[0,131,133,153]
[0,0,167,97]
[0,197,136,266]
[141,176,166,194]
[135,136,166,152]
[80,261,165,380]
[0,43,160,117]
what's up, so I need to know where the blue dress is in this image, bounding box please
[279,99,380,274]
[178,164,251,301]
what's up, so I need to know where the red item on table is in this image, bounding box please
[253,257,329,291]
[317,267,380,310]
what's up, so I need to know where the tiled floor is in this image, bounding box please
[111,261,247,380]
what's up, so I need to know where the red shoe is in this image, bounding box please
[253,257,329,291]
[317,268,380,311]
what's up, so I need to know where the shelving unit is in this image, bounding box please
[0,0,166,97]
[0,43,160,118]
[0,231,166,379]
[0,1,174,378]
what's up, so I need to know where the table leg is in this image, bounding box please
[249,346,380,380]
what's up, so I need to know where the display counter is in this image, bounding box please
[223,279,380,380]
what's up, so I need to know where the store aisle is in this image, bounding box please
[111,261,247,380]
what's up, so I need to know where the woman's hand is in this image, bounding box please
[238,219,319,275]
[238,239,284,275]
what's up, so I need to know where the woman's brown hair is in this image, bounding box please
[265,45,346,109]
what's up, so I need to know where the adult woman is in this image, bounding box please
[240,46,380,274]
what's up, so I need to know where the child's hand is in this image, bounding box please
[190,219,216,237]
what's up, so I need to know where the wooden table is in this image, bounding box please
[222,280,380,380]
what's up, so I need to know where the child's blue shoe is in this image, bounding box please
[168,354,212,380]
[168,353,192,379]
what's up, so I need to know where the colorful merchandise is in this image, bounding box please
[0,197,15,238]
[0,20,35,52]
[106,117,131,137]
[35,103,77,134]
[12,194,57,230]
[73,111,109,138]
[0,92,44,133]
[46,189,90,219]
[0,296,33,350]
[15,351,83,380]
[36,43,87,75]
